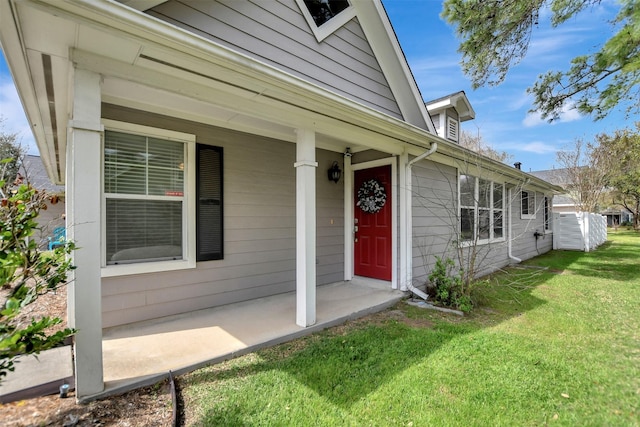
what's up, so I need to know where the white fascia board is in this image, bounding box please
[352,0,436,134]
[426,99,453,112]
[409,138,564,194]
[119,0,167,12]
[456,94,475,121]
[0,0,60,183]
[426,93,476,122]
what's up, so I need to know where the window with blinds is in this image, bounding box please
[104,130,185,264]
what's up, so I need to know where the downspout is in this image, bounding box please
[404,143,437,301]
[507,187,522,263]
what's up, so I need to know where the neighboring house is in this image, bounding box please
[530,168,633,225]
[19,155,65,246]
[600,208,633,227]
[0,0,562,398]
[528,169,577,213]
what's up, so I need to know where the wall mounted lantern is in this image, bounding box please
[328,161,341,183]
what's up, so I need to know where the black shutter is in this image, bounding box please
[196,144,223,261]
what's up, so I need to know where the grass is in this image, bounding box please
[180,231,640,426]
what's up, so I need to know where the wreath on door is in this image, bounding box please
[357,179,387,213]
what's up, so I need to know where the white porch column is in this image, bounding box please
[66,68,104,398]
[399,151,409,291]
[343,152,353,281]
[295,129,317,327]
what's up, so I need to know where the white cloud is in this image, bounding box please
[0,78,37,154]
[519,141,558,154]
[523,103,582,127]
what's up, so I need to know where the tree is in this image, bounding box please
[554,137,614,212]
[0,135,75,382]
[0,117,22,182]
[442,0,640,121]
[600,123,640,229]
[459,129,512,163]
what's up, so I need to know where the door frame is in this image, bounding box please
[344,156,398,289]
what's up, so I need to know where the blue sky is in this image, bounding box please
[383,0,632,172]
[0,1,633,172]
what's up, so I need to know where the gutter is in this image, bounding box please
[404,143,438,301]
[507,187,522,263]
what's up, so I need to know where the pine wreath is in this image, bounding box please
[357,179,387,213]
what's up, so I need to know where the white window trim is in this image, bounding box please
[458,174,506,247]
[543,195,553,234]
[100,119,196,278]
[295,0,357,42]
[521,190,537,220]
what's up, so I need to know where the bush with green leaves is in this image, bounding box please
[0,159,75,382]
[428,256,473,313]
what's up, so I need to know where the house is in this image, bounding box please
[0,0,562,399]
[528,169,576,213]
[19,155,66,246]
[530,168,633,226]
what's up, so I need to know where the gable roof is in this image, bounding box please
[529,168,575,187]
[352,1,435,131]
[128,0,436,133]
[0,0,563,196]
[0,0,438,184]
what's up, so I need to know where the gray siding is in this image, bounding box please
[147,0,402,119]
[410,162,554,290]
[410,160,458,288]
[101,105,343,327]
[511,190,552,260]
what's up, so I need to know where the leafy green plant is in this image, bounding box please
[0,160,76,382]
[428,256,473,312]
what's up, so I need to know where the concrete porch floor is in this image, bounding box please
[94,278,405,400]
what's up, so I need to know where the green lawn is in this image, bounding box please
[180,231,640,426]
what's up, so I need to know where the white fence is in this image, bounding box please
[553,212,607,252]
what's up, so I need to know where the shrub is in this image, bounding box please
[428,257,473,313]
[0,162,76,382]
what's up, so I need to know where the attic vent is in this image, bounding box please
[447,117,459,142]
[296,0,356,42]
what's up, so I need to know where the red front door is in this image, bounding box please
[354,165,392,281]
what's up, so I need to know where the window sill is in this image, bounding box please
[459,237,506,248]
[101,259,196,278]
[521,214,537,220]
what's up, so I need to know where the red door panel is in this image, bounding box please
[354,165,392,281]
